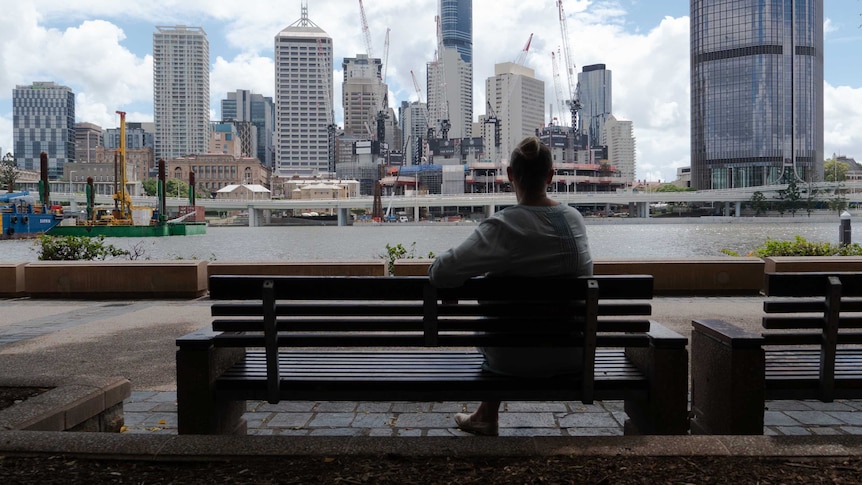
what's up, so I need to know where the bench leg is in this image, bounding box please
[177,345,247,435]
[690,319,765,435]
[624,344,689,435]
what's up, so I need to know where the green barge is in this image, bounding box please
[47,110,206,238]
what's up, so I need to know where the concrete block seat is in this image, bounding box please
[691,271,862,435]
[24,261,207,298]
[0,262,27,297]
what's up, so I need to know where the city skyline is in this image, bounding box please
[0,0,860,183]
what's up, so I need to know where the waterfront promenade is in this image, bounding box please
[4,295,862,439]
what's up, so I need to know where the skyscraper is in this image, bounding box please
[13,81,75,179]
[274,6,333,177]
[342,55,386,139]
[690,1,823,190]
[485,62,545,161]
[440,0,472,63]
[577,64,612,147]
[74,122,103,164]
[428,0,473,140]
[221,90,275,168]
[153,26,211,161]
[603,115,635,184]
[400,100,429,165]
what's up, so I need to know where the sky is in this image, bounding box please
[0,0,860,182]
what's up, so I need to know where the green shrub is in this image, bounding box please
[746,236,862,258]
[34,235,130,261]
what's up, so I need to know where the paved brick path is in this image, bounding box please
[122,391,862,437]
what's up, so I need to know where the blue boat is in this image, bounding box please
[1,191,63,239]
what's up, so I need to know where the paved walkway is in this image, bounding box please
[121,391,862,437]
[4,297,862,438]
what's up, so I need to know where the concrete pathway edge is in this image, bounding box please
[2,431,862,460]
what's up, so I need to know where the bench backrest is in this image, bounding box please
[208,274,654,404]
[763,272,862,400]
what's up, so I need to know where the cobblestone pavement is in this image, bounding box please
[122,391,862,437]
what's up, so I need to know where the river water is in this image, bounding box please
[0,217,851,262]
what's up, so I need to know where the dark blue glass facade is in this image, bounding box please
[690,0,823,190]
[12,82,76,180]
[441,0,472,63]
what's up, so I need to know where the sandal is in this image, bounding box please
[454,413,499,436]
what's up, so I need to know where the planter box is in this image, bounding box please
[24,261,207,298]
[0,376,131,432]
[0,263,26,297]
[763,256,862,273]
[208,261,387,278]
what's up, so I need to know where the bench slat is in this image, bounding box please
[765,272,862,298]
[211,318,652,334]
[214,349,649,402]
[211,301,652,318]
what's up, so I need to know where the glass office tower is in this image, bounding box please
[440,0,472,63]
[690,1,823,190]
[577,64,612,147]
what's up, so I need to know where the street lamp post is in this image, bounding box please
[68,171,76,193]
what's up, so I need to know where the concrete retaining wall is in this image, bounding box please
[594,258,765,295]
[393,258,765,295]
[0,263,27,297]
[6,257,862,299]
[208,261,387,277]
[763,256,862,273]
[24,261,208,298]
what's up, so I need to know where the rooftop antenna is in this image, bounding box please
[290,1,320,28]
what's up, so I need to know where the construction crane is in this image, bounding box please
[557,0,581,132]
[316,38,337,173]
[376,28,391,146]
[358,0,374,59]
[513,33,533,66]
[410,69,431,163]
[483,101,502,162]
[381,28,391,83]
[551,50,567,126]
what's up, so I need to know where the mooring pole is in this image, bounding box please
[840,211,852,247]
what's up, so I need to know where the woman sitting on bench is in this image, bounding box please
[429,136,594,436]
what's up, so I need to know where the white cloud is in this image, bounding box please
[825,83,862,158]
[1,0,860,184]
[210,53,275,118]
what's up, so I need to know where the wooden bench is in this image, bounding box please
[691,272,862,435]
[176,274,689,435]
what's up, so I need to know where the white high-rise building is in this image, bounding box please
[399,101,429,165]
[274,6,333,177]
[427,47,472,140]
[153,26,210,161]
[485,62,544,162]
[603,115,635,183]
[342,55,386,140]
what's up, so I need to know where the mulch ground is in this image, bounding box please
[1,455,861,484]
[3,388,862,483]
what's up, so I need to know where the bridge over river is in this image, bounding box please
[49,182,862,227]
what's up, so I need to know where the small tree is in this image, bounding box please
[824,158,849,182]
[749,191,768,216]
[776,176,802,216]
[1,152,18,193]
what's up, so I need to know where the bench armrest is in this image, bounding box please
[645,320,688,349]
[692,319,763,349]
[176,328,220,351]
